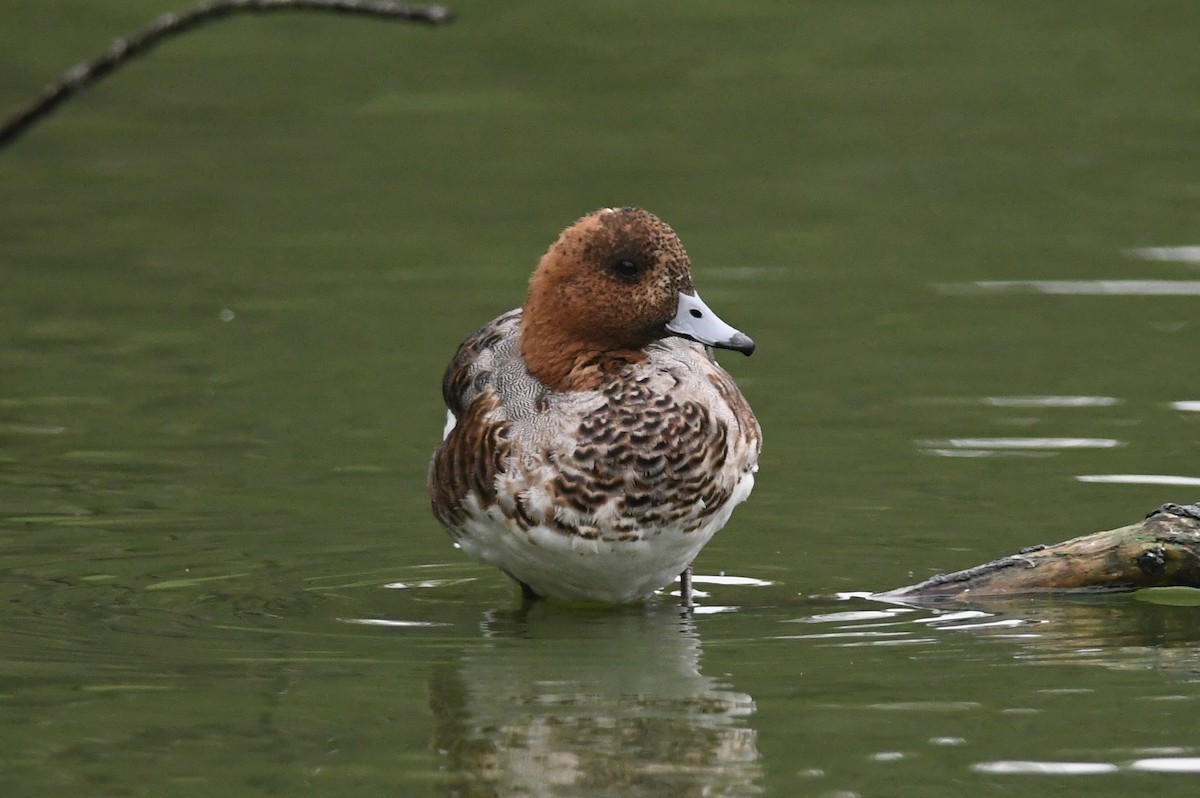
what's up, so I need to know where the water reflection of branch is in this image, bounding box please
[428,605,762,797]
[0,0,455,151]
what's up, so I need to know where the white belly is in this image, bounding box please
[454,471,755,604]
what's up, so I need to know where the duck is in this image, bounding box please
[428,207,761,605]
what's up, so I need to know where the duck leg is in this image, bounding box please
[503,570,543,603]
[518,579,542,603]
[679,563,694,609]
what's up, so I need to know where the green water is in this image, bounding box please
[3,1,1200,794]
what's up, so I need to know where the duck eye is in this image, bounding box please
[612,259,641,282]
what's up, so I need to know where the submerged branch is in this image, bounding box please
[881,502,1200,600]
[0,0,454,151]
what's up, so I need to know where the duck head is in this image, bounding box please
[519,208,754,391]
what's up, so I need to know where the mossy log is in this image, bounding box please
[880,502,1200,600]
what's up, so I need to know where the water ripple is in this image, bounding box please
[972,760,1119,775]
[974,757,1200,775]
[1129,758,1200,773]
[1128,246,1200,263]
[919,437,1122,457]
[983,395,1121,408]
[1076,474,1200,487]
[939,280,1200,295]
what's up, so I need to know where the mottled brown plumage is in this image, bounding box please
[429,208,761,604]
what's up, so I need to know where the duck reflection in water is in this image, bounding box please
[427,604,761,797]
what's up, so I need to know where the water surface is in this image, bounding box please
[2,1,1200,795]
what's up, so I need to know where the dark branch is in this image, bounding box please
[0,0,455,151]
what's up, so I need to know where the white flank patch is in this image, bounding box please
[442,409,457,440]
